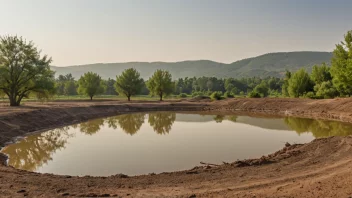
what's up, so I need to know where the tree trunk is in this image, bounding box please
[159,93,163,101]
[9,95,20,106]
[128,95,131,101]
[90,96,93,100]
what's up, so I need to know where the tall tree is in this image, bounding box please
[56,74,75,95]
[254,82,269,97]
[288,69,313,98]
[64,80,77,96]
[0,36,55,106]
[104,78,118,95]
[314,81,338,99]
[282,70,292,97]
[311,63,332,85]
[77,72,104,100]
[330,30,352,96]
[147,69,174,101]
[115,68,144,101]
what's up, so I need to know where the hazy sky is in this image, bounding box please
[1,0,351,66]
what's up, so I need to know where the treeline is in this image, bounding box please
[1,31,352,106]
[54,71,284,100]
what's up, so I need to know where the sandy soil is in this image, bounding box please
[1,98,352,197]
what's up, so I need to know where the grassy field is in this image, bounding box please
[0,94,186,103]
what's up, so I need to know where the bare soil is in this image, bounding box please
[1,98,352,197]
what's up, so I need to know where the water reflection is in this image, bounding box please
[148,112,176,135]
[79,119,105,135]
[2,112,352,175]
[107,113,145,135]
[284,117,352,138]
[213,115,238,123]
[1,127,73,171]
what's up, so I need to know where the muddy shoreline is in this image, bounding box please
[1,98,352,197]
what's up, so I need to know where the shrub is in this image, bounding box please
[179,93,188,98]
[210,91,223,100]
[248,91,261,98]
[301,91,322,99]
[224,91,234,98]
[191,91,204,97]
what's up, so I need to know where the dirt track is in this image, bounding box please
[1,98,352,197]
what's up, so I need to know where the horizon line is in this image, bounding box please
[52,51,332,67]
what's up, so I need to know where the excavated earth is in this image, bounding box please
[1,98,352,197]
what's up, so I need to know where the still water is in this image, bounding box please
[2,112,352,176]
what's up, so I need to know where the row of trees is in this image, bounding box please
[54,71,284,101]
[57,69,174,101]
[1,30,352,106]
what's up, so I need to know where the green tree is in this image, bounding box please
[0,36,55,106]
[288,69,313,98]
[56,74,75,95]
[115,68,144,101]
[330,31,352,96]
[248,90,261,98]
[282,70,291,97]
[77,72,105,100]
[310,63,331,85]
[147,69,174,101]
[104,78,118,95]
[64,80,77,96]
[254,82,269,97]
[314,81,338,99]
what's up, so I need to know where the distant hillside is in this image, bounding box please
[51,51,332,79]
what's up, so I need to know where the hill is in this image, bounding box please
[51,51,332,79]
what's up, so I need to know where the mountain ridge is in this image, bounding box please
[51,51,333,79]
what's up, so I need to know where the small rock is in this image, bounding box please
[189,194,196,198]
[17,190,26,193]
[61,193,70,196]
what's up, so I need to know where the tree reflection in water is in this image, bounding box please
[213,115,225,123]
[213,115,238,123]
[4,113,352,173]
[79,119,105,135]
[148,112,176,135]
[284,117,352,138]
[1,127,73,171]
[106,113,145,135]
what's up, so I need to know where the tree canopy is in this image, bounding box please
[311,63,331,85]
[330,31,352,96]
[147,69,174,101]
[287,69,313,98]
[77,72,105,100]
[0,36,55,106]
[115,68,144,101]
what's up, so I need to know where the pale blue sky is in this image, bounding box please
[0,0,351,66]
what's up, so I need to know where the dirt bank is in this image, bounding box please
[1,98,352,197]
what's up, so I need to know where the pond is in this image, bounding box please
[2,112,352,176]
